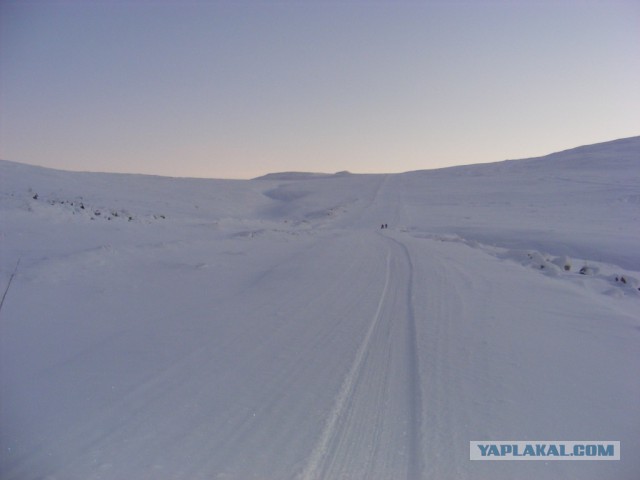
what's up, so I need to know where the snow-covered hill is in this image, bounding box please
[1,137,639,479]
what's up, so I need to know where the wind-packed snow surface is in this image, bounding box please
[1,137,639,479]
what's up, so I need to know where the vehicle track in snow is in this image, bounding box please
[300,233,423,479]
[389,236,424,480]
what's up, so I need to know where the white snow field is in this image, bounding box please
[1,137,639,479]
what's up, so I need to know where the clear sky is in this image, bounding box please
[1,0,639,179]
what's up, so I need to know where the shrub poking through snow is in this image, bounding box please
[525,251,554,271]
[19,190,174,224]
[579,265,598,276]
[551,255,572,272]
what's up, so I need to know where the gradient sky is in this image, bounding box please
[1,0,639,179]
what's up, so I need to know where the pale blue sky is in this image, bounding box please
[1,0,639,178]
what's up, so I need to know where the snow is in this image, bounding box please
[1,137,639,479]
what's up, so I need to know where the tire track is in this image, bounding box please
[388,236,424,479]
[299,234,424,479]
[299,250,392,480]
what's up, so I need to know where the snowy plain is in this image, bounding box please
[1,137,639,479]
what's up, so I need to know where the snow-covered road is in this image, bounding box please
[301,234,424,480]
[1,138,639,479]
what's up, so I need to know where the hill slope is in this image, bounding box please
[1,137,639,479]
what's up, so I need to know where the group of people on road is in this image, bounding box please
[380,223,388,229]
